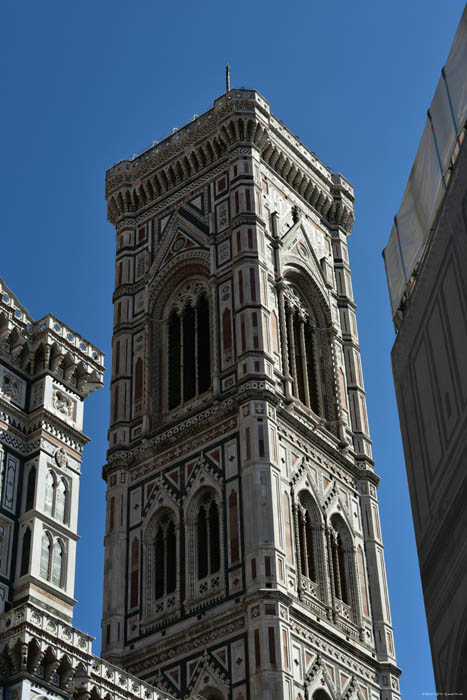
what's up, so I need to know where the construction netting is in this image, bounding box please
[383,5,467,320]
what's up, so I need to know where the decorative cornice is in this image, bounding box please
[0,603,177,700]
[105,89,354,234]
[0,280,104,400]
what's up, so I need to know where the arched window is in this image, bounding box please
[153,514,177,600]
[313,691,332,700]
[197,495,220,580]
[55,479,67,523]
[25,466,36,511]
[295,492,325,600]
[329,515,354,611]
[285,296,321,415]
[20,528,31,576]
[40,531,66,589]
[44,470,69,523]
[40,532,52,579]
[281,277,339,429]
[167,289,211,410]
[44,471,55,516]
[51,540,64,587]
[298,506,316,581]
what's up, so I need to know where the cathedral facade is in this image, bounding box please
[102,88,401,700]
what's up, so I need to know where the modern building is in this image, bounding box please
[0,280,176,700]
[102,87,401,700]
[384,6,467,693]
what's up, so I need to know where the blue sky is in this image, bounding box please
[2,0,465,695]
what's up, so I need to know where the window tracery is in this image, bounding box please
[282,282,325,417]
[295,492,325,601]
[186,489,224,607]
[166,282,211,411]
[144,509,179,622]
[197,495,220,580]
[329,514,356,621]
[40,531,66,588]
[44,470,69,524]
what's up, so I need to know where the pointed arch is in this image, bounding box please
[51,539,65,587]
[296,489,326,601]
[281,268,338,430]
[25,465,36,512]
[44,471,55,516]
[143,506,179,620]
[40,531,52,579]
[55,478,67,524]
[186,486,224,606]
[329,513,357,618]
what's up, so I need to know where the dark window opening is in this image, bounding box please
[167,292,211,410]
[155,526,165,599]
[305,323,320,414]
[183,304,196,401]
[21,528,31,576]
[197,495,221,580]
[166,520,176,594]
[25,467,36,511]
[198,295,211,394]
[154,515,177,601]
[168,310,181,409]
[337,533,349,604]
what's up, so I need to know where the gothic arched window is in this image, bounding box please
[51,540,65,587]
[44,471,55,516]
[55,479,67,523]
[143,508,180,621]
[40,531,66,589]
[25,466,36,511]
[298,505,316,581]
[44,470,69,523]
[197,495,220,581]
[186,489,224,607]
[40,532,52,579]
[167,286,211,411]
[329,515,354,612]
[284,287,322,415]
[154,515,177,600]
[295,492,325,600]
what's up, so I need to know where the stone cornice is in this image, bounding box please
[0,603,177,700]
[0,282,104,400]
[105,89,354,234]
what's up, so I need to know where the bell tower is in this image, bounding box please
[102,89,401,700]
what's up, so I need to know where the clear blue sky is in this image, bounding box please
[2,1,465,695]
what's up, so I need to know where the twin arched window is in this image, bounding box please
[167,291,211,410]
[295,493,361,620]
[144,489,222,619]
[40,532,66,588]
[44,471,68,524]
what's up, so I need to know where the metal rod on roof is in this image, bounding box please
[226,65,230,92]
